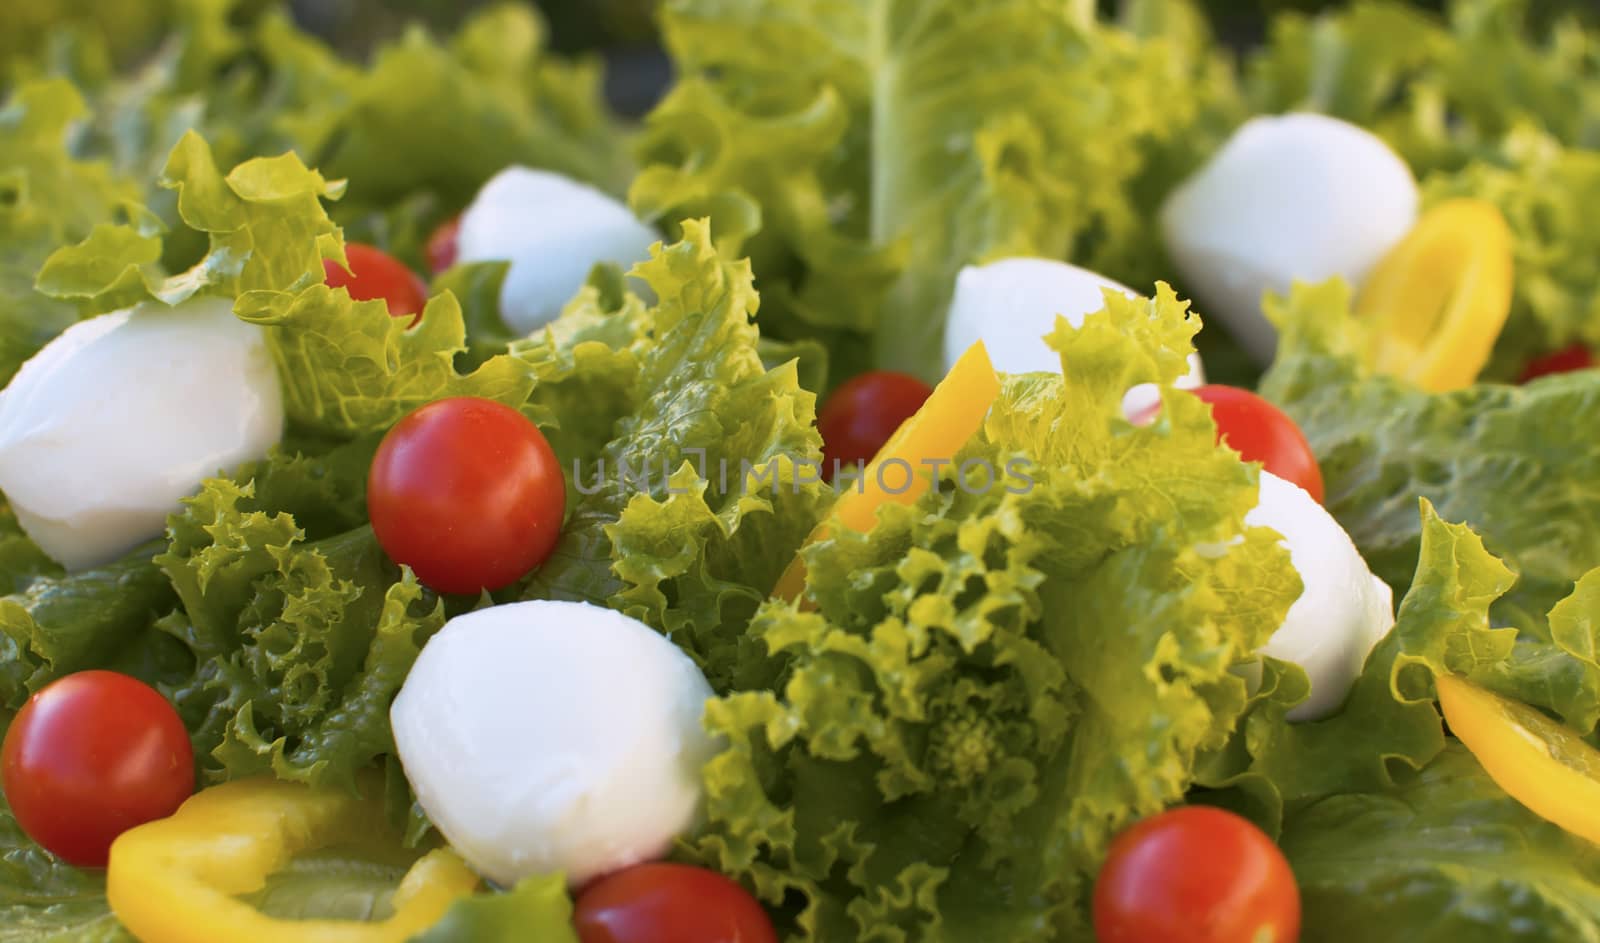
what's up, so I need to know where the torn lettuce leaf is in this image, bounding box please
[687,286,1299,939]
[634,0,1244,381]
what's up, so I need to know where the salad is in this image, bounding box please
[1,0,1600,941]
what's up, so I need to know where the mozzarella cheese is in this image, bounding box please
[456,167,659,335]
[390,600,718,888]
[0,297,283,571]
[1248,470,1395,721]
[1160,113,1419,363]
[942,258,1205,415]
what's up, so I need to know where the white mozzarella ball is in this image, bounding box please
[456,167,659,335]
[1160,113,1419,363]
[942,258,1206,414]
[0,298,283,570]
[390,600,718,888]
[1249,470,1395,721]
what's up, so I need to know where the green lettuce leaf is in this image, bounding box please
[1283,744,1600,943]
[410,873,578,943]
[36,130,343,311]
[35,3,632,272]
[635,0,1244,381]
[235,284,541,439]
[1259,280,1600,636]
[688,286,1299,939]
[0,792,129,943]
[154,472,445,790]
[518,219,832,692]
[0,544,186,712]
[0,79,139,384]
[1203,494,1600,841]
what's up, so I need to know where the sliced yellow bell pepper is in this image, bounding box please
[1436,674,1600,844]
[773,341,1001,602]
[107,775,481,943]
[1355,198,1514,392]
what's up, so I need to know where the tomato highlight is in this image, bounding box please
[1,670,194,867]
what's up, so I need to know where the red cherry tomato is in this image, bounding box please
[1520,343,1594,383]
[574,863,778,943]
[426,215,462,275]
[1,671,194,867]
[367,396,565,595]
[1190,386,1324,503]
[324,243,429,327]
[1094,806,1301,943]
[817,371,933,478]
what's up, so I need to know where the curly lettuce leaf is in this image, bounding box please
[235,285,541,439]
[518,219,831,691]
[154,473,445,790]
[1283,744,1600,943]
[1259,281,1600,636]
[36,130,343,311]
[688,287,1298,940]
[636,0,1244,381]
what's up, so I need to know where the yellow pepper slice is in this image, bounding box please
[773,341,1000,602]
[1355,198,1514,392]
[1436,674,1600,844]
[107,776,480,943]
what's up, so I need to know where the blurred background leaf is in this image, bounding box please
[3,0,1596,116]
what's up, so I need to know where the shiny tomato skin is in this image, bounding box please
[574,863,778,943]
[817,371,933,477]
[324,243,430,326]
[367,396,565,595]
[425,215,462,275]
[1,671,194,867]
[1520,343,1595,383]
[1193,385,1324,504]
[1093,806,1301,943]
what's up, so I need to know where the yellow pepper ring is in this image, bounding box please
[1355,197,1515,392]
[107,776,481,943]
